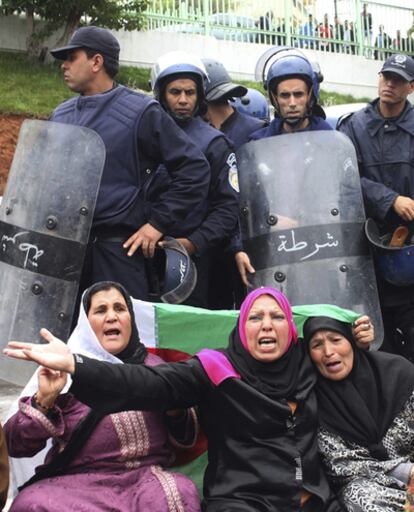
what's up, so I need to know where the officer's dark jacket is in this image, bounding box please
[71,348,341,512]
[50,85,210,234]
[338,98,414,224]
[148,116,239,255]
[250,115,332,140]
[220,109,265,149]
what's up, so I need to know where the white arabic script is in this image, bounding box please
[1,231,45,269]
[277,230,339,261]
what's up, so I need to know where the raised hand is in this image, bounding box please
[37,367,68,408]
[4,328,75,374]
[352,315,374,350]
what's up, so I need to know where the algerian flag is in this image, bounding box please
[132,300,360,492]
[9,300,360,496]
[133,300,360,354]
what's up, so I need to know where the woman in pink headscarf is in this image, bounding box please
[5,287,343,512]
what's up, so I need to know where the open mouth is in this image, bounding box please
[258,338,277,351]
[104,328,121,337]
[325,360,342,372]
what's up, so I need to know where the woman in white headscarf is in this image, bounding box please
[4,281,200,512]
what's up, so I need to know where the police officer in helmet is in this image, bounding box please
[149,51,239,308]
[202,58,267,150]
[251,47,331,139]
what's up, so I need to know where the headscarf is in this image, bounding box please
[304,316,414,459]
[78,281,147,365]
[198,287,305,401]
[13,281,148,492]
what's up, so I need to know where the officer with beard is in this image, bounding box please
[149,52,239,308]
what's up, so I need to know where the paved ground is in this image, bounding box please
[1,378,23,510]
[0,379,23,422]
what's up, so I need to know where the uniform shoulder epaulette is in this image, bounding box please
[337,111,355,128]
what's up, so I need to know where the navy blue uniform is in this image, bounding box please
[250,115,332,140]
[220,109,266,150]
[148,116,239,308]
[51,85,210,301]
[339,99,414,360]
[206,109,266,309]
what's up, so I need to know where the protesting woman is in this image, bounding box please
[305,315,414,511]
[4,282,200,512]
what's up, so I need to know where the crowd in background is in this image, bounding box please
[256,4,414,59]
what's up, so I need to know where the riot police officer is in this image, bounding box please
[338,54,414,361]
[232,48,332,288]
[49,27,210,303]
[202,58,267,149]
[251,47,331,139]
[229,88,270,124]
[150,51,239,308]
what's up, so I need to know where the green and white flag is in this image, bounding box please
[133,299,360,355]
[132,299,360,492]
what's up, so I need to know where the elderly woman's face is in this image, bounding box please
[245,295,290,362]
[309,330,354,380]
[87,288,132,355]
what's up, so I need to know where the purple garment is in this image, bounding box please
[5,353,200,512]
[196,349,240,385]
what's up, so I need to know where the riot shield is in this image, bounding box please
[0,120,105,384]
[238,131,384,347]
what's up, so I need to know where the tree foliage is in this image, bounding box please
[0,0,149,59]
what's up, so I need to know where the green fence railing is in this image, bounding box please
[145,0,414,59]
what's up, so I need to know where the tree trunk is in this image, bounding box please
[26,7,41,58]
[53,10,82,49]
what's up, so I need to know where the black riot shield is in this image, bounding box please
[238,131,383,347]
[0,120,105,384]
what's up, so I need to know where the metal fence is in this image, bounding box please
[145,0,414,58]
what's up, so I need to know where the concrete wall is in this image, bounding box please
[0,14,387,99]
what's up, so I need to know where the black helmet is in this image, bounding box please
[202,58,247,102]
[149,237,197,304]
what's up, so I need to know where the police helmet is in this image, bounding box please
[202,58,247,102]
[255,46,323,115]
[230,88,270,122]
[151,237,197,304]
[151,51,208,115]
[365,218,414,286]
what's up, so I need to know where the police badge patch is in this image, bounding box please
[227,152,239,192]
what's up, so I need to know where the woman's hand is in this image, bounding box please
[352,315,374,350]
[4,328,75,374]
[37,367,68,408]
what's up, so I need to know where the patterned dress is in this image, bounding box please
[4,354,200,512]
[317,392,414,511]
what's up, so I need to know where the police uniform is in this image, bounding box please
[339,98,414,360]
[148,116,239,308]
[220,109,266,150]
[51,85,210,301]
[250,115,332,139]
